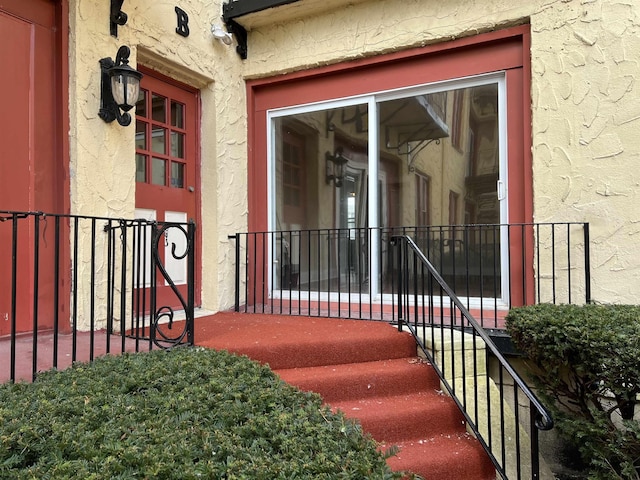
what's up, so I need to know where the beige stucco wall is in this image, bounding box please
[68,0,245,315]
[239,0,640,305]
[67,0,640,314]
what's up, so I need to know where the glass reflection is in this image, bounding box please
[171,132,184,158]
[151,157,165,186]
[271,82,501,298]
[135,154,146,183]
[378,85,500,297]
[152,94,166,123]
[171,162,184,188]
[152,127,165,154]
[135,120,146,150]
[171,101,184,128]
[136,90,147,117]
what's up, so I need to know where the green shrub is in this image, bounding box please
[506,304,640,479]
[0,347,406,479]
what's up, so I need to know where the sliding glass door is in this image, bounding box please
[269,73,508,303]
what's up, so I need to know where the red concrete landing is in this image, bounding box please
[0,331,146,383]
[194,311,416,369]
[0,311,496,479]
[195,311,496,479]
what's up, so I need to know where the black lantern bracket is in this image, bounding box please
[222,0,301,59]
[225,19,247,60]
[110,0,128,37]
[326,147,349,188]
[99,45,143,127]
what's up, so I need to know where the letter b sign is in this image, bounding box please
[175,6,189,37]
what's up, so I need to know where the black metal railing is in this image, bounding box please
[227,222,589,478]
[0,211,196,383]
[391,234,553,479]
[229,222,591,327]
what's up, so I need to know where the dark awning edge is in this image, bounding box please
[222,0,302,59]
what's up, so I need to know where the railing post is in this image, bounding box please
[228,233,240,312]
[10,213,19,382]
[31,214,41,382]
[149,221,158,347]
[105,220,114,349]
[120,220,128,353]
[187,220,196,345]
[583,223,591,304]
[53,216,60,369]
[392,236,403,332]
[530,405,540,480]
[72,217,79,361]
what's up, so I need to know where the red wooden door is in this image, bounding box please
[134,69,200,310]
[0,0,60,335]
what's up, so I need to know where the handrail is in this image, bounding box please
[226,224,589,478]
[391,234,553,479]
[392,234,553,429]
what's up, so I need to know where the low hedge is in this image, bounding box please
[506,303,640,479]
[0,347,407,479]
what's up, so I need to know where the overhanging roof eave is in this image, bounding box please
[221,0,302,60]
[222,0,301,23]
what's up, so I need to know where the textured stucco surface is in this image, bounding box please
[528,1,640,303]
[68,0,640,311]
[68,0,246,313]
[239,0,640,304]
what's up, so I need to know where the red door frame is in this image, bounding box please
[135,67,203,308]
[246,25,534,306]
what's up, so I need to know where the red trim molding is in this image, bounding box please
[247,25,532,232]
[59,0,70,216]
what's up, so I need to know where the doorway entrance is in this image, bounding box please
[134,69,200,310]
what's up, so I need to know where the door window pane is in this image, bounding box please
[171,162,184,188]
[151,157,166,186]
[171,132,184,158]
[152,94,166,122]
[136,85,193,190]
[151,127,166,154]
[135,120,146,150]
[171,101,184,128]
[136,90,147,118]
[136,154,147,182]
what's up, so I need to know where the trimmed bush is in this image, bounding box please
[506,304,640,479]
[0,347,407,479]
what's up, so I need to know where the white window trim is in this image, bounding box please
[267,72,510,307]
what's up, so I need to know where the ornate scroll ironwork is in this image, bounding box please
[103,218,195,350]
[149,221,195,349]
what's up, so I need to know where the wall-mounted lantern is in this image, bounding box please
[99,45,143,127]
[110,0,128,37]
[326,147,349,187]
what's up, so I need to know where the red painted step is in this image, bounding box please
[194,312,417,369]
[331,391,467,443]
[275,357,440,403]
[384,435,497,479]
[194,312,495,479]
